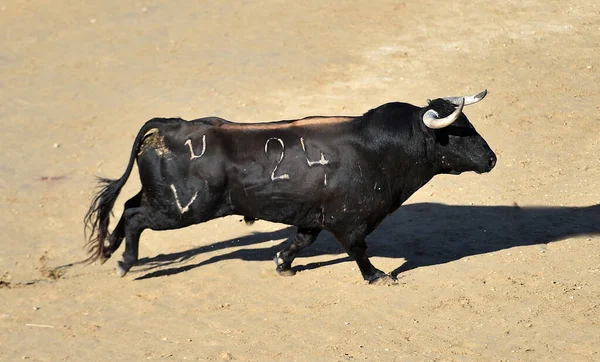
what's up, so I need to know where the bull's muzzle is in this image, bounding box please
[484,151,497,173]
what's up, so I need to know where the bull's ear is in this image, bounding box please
[422,98,465,129]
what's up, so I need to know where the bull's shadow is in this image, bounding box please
[134,203,599,280]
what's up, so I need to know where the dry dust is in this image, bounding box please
[1,1,599,361]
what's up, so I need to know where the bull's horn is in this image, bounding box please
[442,89,487,106]
[423,97,465,129]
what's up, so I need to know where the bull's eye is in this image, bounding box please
[435,130,449,145]
[445,126,478,137]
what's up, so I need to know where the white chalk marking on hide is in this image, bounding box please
[170,184,198,214]
[324,173,327,186]
[184,135,206,160]
[300,137,329,166]
[264,137,290,181]
[308,153,329,166]
[264,137,285,153]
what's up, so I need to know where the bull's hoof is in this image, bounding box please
[273,255,296,277]
[117,261,132,277]
[369,274,398,286]
[365,270,397,285]
[100,251,112,265]
[276,267,297,277]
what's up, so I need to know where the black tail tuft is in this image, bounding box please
[83,177,124,263]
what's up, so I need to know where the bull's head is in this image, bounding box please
[422,90,496,175]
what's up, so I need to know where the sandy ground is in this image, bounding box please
[1,0,599,360]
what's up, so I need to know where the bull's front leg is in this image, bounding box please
[336,231,396,284]
[274,227,321,276]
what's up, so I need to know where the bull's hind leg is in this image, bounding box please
[103,192,142,262]
[116,204,181,277]
[116,206,149,277]
[115,200,211,277]
[274,227,321,276]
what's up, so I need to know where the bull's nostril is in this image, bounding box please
[488,155,497,169]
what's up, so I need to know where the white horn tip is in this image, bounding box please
[475,89,488,100]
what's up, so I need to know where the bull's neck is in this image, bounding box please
[381,125,439,211]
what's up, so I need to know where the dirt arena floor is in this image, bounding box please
[1,1,599,360]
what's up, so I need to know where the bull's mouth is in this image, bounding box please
[476,162,496,174]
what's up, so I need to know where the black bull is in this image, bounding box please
[84,90,496,283]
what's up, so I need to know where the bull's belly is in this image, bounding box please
[225,180,326,228]
[224,184,386,231]
[252,204,324,228]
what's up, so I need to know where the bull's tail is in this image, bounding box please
[83,118,179,263]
